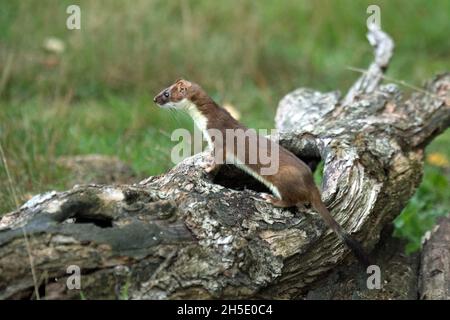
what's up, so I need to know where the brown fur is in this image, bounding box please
[154,79,370,266]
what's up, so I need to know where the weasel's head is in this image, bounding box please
[153,79,196,109]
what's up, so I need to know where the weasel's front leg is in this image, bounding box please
[201,152,221,174]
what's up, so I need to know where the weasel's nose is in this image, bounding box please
[153,96,157,103]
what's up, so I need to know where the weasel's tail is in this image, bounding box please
[309,188,371,267]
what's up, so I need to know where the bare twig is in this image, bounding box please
[347,66,441,99]
[343,24,394,105]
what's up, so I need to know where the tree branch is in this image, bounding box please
[1,25,449,299]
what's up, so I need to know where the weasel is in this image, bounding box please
[154,79,370,266]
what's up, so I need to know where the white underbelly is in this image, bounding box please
[192,111,281,200]
[227,154,282,199]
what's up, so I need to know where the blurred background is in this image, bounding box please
[0,0,449,253]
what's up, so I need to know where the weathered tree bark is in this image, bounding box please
[305,224,421,300]
[419,216,450,300]
[0,26,449,300]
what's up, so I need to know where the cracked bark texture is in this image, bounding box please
[419,216,450,300]
[0,27,449,299]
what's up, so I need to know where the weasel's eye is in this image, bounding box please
[163,91,169,98]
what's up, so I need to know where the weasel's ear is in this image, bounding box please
[176,78,192,89]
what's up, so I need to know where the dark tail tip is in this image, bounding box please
[342,233,372,268]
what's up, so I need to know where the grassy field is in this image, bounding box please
[0,0,449,253]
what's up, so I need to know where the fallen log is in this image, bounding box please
[0,25,449,299]
[419,215,450,300]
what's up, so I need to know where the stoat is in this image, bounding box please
[154,79,370,266]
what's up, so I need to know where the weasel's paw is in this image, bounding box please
[260,193,276,204]
[200,157,217,173]
[203,163,216,173]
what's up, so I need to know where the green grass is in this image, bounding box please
[0,0,449,253]
[394,133,450,254]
